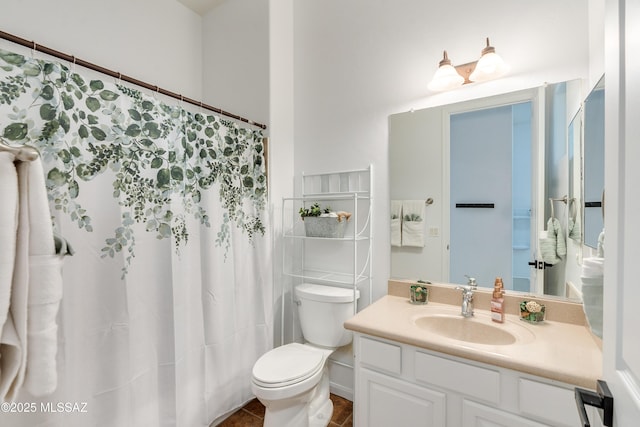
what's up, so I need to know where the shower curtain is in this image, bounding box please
[0,47,272,426]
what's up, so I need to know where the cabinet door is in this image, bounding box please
[462,400,551,427]
[357,368,446,427]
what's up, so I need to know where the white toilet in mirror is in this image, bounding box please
[251,283,359,427]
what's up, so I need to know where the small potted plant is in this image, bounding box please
[520,300,546,323]
[299,203,351,238]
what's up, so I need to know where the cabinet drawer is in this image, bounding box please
[415,351,500,404]
[359,336,402,374]
[518,378,581,427]
[463,400,550,427]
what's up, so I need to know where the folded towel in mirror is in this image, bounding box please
[539,217,566,265]
[581,257,604,338]
[402,200,425,247]
[391,200,402,247]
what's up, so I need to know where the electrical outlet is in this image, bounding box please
[429,227,439,237]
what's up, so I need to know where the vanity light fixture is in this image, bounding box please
[428,38,509,92]
[426,50,465,92]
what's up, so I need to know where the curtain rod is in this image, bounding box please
[0,30,267,130]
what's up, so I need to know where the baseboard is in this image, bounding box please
[330,382,353,401]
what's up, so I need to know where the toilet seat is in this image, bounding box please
[252,343,325,388]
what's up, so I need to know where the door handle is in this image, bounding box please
[528,260,555,270]
[574,379,613,427]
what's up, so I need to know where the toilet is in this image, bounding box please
[251,283,359,427]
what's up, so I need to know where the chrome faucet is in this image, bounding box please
[455,276,477,317]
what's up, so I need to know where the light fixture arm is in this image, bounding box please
[481,37,496,56]
[439,50,453,67]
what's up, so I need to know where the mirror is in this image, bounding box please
[389,81,582,298]
[583,76,605,249]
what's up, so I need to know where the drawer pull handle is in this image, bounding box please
[574,379,613,427]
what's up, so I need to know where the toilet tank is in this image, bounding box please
[295,283,360,348]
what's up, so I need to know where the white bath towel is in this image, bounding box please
[539,217,566,265]
[0,157,63,400]
[391,200,402,247]
[402,200,425,247]
[20,159,62,397]
[0,153,18,334]
[0,152,23,401]
[581,257,604,339]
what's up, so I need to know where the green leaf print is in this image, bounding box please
[85,97,100,112]
[0,47,268,278]
[3,122,28,140]
[40,103,56,120]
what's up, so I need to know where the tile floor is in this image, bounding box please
[216,393,353,427]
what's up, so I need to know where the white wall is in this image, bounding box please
[0,0,203,100]
[268,0,296,349]
[202,0,269,125]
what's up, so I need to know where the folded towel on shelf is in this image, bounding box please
[402,200,425,247]
[581,257,604,339]
[581,256,604,279]
[391,200,402,247]
[539,217,566,265]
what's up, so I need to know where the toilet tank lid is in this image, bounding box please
[295,283,360,303]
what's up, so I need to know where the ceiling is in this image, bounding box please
[177,0,225,15]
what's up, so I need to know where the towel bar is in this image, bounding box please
[455,203,494,208]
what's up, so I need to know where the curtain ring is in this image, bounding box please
[31,41,36,58]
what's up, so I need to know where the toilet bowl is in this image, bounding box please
[252,343,334,427]
[251,284,359,427]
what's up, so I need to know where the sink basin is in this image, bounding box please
[414,314,532,346]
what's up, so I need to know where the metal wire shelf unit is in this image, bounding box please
[281,166,373,322]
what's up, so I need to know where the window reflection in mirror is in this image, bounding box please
[583,77,605,249]
[568,109,583,245]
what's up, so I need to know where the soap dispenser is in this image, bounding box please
[491,277,505,323]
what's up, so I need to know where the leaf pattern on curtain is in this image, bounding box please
[0,48,267,276]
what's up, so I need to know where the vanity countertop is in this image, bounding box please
[344,283,603,390]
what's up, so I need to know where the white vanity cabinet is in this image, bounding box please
[353,333,595,427]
